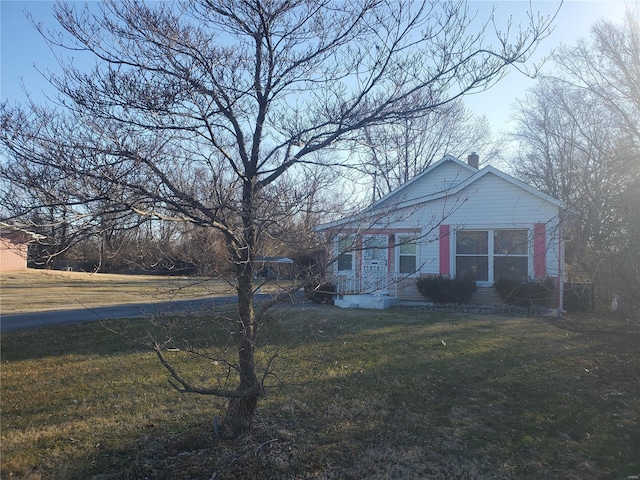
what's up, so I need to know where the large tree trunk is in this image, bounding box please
[222,265,262,438]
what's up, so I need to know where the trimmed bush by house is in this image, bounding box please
[304,282,336,304]
[416,275,477,304]
[494,277,555,307]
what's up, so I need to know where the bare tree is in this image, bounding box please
[512,79,629,253]
[510,9,640,316]
[0,0,555,437]
[356,99,500,198]
[554,8,640,143]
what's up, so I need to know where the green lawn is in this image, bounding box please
[0,269,237,314]
[1,307,639,479]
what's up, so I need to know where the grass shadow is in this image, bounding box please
[2,309,639,479]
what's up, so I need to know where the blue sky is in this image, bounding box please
[0,1,632,135]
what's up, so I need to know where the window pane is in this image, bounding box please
[397,236,416,255]
[456,231,488,254]
[372,248,386,260]
[399,255,416,274]
[337,254,352,271]
[456,256,488,281]
[494,257,528,282]
[400,243,416,255]
[494,230,528,255]
[363,236,387,261]
[338,236,354,252]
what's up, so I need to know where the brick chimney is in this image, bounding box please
[467,152,479,169]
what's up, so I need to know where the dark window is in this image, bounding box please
[494,230,528,281]
[397,235,417,274]
[494,256,528,281]
[456,230,488,254]
[455,229,529,283]
[337,253,353,271]
[456,231,488,280]
[336,236,354,271]
[456,255,488,281]
[494,230,528,255]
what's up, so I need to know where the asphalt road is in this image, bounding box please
[0,295,246,331]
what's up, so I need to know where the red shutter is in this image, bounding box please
[533,223,546,278]
[439,225,450,275]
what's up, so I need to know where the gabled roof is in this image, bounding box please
[386,164,562,211]
[256,256,294,264]
[369,154,476,209]
[460,166,562,207]
[316,156,561,231]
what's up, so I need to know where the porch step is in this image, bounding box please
[470,287,504,305]
[334,294,399,310]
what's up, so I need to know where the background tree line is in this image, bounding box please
[511,8,640,319]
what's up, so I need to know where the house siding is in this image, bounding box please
[439,225,450,275]
[375,158,475,209]
[387,172,561,281]
[0,232,29,272]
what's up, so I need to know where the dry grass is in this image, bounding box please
[1,306,639,479]
[0,269,235,314]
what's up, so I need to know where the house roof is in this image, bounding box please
[369,154,477,209]
[316,156,562,231]
[255,256,294,264]
[0,222,44,241]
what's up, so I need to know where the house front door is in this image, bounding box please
[361,234,389,293]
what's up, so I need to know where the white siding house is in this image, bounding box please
[316,155,564,308]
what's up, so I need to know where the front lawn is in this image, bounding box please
[1,307,638,479]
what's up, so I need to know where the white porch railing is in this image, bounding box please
[330,272,400,297]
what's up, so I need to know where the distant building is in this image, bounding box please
[0,223,43,272]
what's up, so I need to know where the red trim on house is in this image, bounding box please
[439,225,450,275]
[387,233,393,272]
[533,223,546,278]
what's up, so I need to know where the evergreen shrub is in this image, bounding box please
[416,275,477,304]
[494,277,555,307]
[305,282,336,304]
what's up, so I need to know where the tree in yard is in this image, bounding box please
[511,9,640,316]
[356,99,500,199]
[0,0,555,437]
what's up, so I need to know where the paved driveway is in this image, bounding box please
[0,296,244,331]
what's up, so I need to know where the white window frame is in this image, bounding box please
[395,234,419,275]
[453,228,532,286]
[334,234,356,273]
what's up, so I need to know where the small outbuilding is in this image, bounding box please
[255,256,295,279]
[0,223,43,272]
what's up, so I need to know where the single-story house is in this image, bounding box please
[316,154,564,309]
[0,223,43,272]
[255,256,295,279]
